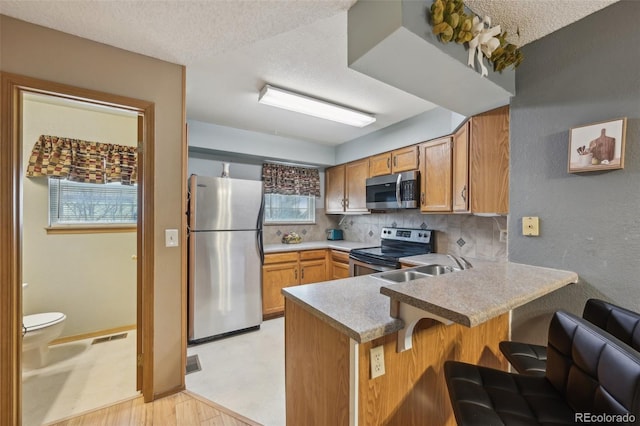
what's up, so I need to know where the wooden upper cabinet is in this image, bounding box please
[452,121,470,213]
[420,137,452,212]
[392,146,419,173]
[325,164,346,214]
[344,158,369,212]
[325,159,369,213]
[369,153,392,177]
[369,147,419,177]
[470,106,510,214]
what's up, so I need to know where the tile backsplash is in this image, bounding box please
[263,208,340,244]
[264,209,507,260]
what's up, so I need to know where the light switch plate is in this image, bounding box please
[522,217,539,236]
[165,229,179,247]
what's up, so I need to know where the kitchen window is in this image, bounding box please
[48,178,137,227]
[263,193,315,224]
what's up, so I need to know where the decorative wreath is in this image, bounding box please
[429,0,523,76]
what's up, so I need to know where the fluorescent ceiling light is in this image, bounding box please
[258,84,376,128]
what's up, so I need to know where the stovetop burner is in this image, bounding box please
[349,227,435,268]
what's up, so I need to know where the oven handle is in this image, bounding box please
[349,257,398,277]
[396,173,402,208]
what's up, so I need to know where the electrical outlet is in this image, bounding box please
[522,217,540,236]
[370,346,385,379]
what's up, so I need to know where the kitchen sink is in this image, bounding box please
[413,264,459,275]
[374,270,431,283]
[374,264,461,283]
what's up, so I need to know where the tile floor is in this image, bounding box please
[186,317,285,426]
[22,318,285,426]
[22,330,138,426]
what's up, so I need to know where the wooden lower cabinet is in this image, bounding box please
[300,259,327,284]
[262,249,329,319]
[285,300,509,425]
[262,261,298,319]
[330,250,350,279]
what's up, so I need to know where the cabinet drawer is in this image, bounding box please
[331,250,350,263]
[264,252,299,264]
[299,249,326,261]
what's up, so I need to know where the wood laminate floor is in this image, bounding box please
[45,391,262,426]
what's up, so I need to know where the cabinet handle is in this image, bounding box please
[295,269,298,280]
[387,158,390,169]
[421,192,425,205]
[301,268,304,280]
[461,185,467,202]
[393,156,397,167]
[345,199,349,207]
[340,199,345,207]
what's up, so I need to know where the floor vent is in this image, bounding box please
[186,354,201,375]
[91,333,128,345]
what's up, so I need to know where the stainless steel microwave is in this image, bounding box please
[365,170,420,209]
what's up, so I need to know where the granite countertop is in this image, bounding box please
[264,240,374,253]
[381,258,578,327]
[282,277,404,343]
[282,254,578,343]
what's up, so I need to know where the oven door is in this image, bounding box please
[349,257,398,277]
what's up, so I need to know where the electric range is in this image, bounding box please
[349,227,435,276]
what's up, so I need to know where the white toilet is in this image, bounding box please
[22,312,67,369]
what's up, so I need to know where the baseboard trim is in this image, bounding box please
[51,324,136,346]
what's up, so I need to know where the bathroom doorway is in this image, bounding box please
[21,92,139,424]
[0,73,156,425]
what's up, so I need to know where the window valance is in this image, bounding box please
[262,163,320,197]
[26,135,138,185]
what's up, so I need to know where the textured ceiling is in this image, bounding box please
[0,0,620,146]
[465,0,619,46]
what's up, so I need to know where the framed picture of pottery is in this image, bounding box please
[568,117,627,173]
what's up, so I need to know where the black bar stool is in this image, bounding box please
[445,310,640,425]
[499,298,640,376]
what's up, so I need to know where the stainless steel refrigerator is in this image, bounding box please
[187,174,264,343]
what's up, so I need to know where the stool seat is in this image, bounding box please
[445,310,640,426]
[500,299,640,376]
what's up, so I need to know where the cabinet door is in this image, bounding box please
[420,137,452,212]
[452,121,470,213]
[300,259,327,285]
[331,261,350,279]
[369,153,392,177]
[325,165,346,213]
[345,158,369,212]
[392,146,419,173]
[470,106,509,214]
[262,262,298,317]
[330,249,350,279]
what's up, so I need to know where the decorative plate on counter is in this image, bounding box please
[282,232,302,244]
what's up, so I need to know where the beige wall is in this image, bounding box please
[22,95,138,338]
[1,15,185,395]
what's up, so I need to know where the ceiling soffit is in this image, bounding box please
[347,0,514,118]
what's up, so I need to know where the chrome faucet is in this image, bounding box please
[448,254,472,270]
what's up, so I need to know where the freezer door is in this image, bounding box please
[192,175,263,231]
[190,230,262,340]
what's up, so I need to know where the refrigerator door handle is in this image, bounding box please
[257,229,264,265]
[257,193,265,264]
